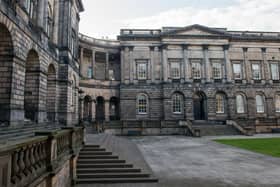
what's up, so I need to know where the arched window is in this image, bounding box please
[172,93,183,114]
[256,95,265,113]
[216,94,225,113]
[236,94,245,114]
[275,94,280,113]
[137,94,148,114]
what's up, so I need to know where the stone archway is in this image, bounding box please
[24,50,40,122]
[83,95,92,121]
[47,64,56,122]
[0,23,13,124]
[96,96,105,122]
[193,91,207,120]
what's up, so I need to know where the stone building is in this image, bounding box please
[79,24,280,133]
[0,0,84,126]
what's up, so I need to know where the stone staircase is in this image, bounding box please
[0,123,62,144]
[76,145,158,184]
[192,121,241,136]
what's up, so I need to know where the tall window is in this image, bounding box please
[233,63,242,80]
[172,94,183,114]
[170,62,180,79]
[271,63,279,80]
[192,63,201,79]
[212,62,222,79]
[137,62,147,80]
[275,95,280,113]
[109,70,115,80]
[256,95,264,113]
[46,3,53,38]
[252,64,261,80]
[236,94,245,114]
[87,67,92,78]
[216,94,225,113]
[137,94,148,114]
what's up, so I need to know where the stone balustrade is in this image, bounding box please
[0,127,84,187]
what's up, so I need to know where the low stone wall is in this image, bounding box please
[0,127,84,187]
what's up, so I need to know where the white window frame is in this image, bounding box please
[275,94,280,113]
[137,61,147,80]
[170,62,181,79]
[137,94,148,114]
[212,62,222,79]
[270,63,279,80]
[172,94,183,114]
[256,95,265,113]
[192,62,201,79]
[233,63,242,80]
[236,94,245,114]
[252,63,261,80]
[216,94,225,114]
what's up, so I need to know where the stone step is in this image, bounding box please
[77,173,150,179]
[194,124,240,136]
[78,155,119,159]
[76,177,159,184]
[77,163,134,169]
[77,168,141,173]
[79,151,113,155]
[83,145,100,148]
[82,148,106,152]
[77,159,126,164]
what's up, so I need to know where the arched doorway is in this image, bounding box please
[24,50,40,121]
[110,97,120,120]
[83,95,92,121]
[47,64,56,122]
[96,96,105,122]
[0,24,13,123]
[193,91,207,120]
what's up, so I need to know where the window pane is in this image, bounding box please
[213,63,222,79]
[256,95,264,113]
[138,95,147,114]
[233,64,242,80]
[216,94,225,113]
[138,63,147,80]
[171,62,180,79]
[236,95,245,113]
[192,63,201,79]
[109,70,114,80]
[252,64,261,80]
[276,95,280,112]
[271,64,279,80]
[172,94,182,113]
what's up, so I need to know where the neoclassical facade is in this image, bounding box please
[79,24,280,133]
[0,0,84,126]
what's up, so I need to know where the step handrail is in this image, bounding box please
[226,120,254,136]
[179,120,199,137]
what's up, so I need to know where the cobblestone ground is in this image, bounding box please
[79,134,280,187]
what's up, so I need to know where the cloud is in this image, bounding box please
[122,0,280,32]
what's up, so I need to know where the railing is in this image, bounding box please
[0,127,85,187]
[226,120,255,136]
[120,29,161,36]
[79,33,120,47]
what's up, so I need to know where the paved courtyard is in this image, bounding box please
[79,134,280,187]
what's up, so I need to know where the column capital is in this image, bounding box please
[149,46,155,51]
[243,47,248,52]
[202,45,209,50]
[161,44,168,50]
[182,44,189,50]
[223,45,230,51]
[261,48,266,53]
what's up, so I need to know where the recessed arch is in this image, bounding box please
[47,63,57,122]
[193,91,207,120]
[83,95,92,121]
[96,96,105,121]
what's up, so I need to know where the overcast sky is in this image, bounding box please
[79,0,280,40]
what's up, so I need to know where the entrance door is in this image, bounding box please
[193,92,207,120]
[96,96,105,122]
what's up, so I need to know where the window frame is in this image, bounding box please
[137,94,148,114]
[275,94,280,113]
[212,61,222,80]
[256,94,265,113]
[216,94,225,114]
[270,63,280,80]
[172,93,183,114]
[232,63,242,80]
[236,94,245,114]
[137,61,148,80]
[170,61,181,80]
[252,63,262,80]
[191,61,202,79]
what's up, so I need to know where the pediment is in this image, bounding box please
[176,28,216,35]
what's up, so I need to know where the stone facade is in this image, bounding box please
[79,24,280,133]
[0,0,84,126]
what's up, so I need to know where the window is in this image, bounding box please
[271,63,279,80]
[275,95,280,113]
[87,67,92,78]
[109,70,115,80]
[170,62,180,79]
[216,94,225,113]
[233,63,242,80]
[137,62,147,80]
[192,63,201,79]
[236,94,245,114]
[25,0,37,21]
[172,94,183,114]
[137,94,147,114]
[212,62,222,79]
[256,95,264,113]
[46,3,53,38]
[252,64,261,80]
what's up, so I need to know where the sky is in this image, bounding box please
[79,0,280,40]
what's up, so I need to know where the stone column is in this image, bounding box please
[105,52,109,80]
[91,50,96,79]
[162,45,168,82]
[79,98,84,121]
[105,100,110,122]
[223,45,232,82]
[261,48,270,82]
[183,44,190,82]
[91,100,96,122]
[243,48,250,83]
[150,46,155,82]
[80,47,84,78]
[121,47,125,82]
[129,47,134,83]
[203,45,211,82]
